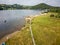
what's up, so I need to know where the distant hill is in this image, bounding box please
[31,3,54,9]
[30,3,60,13]
[0,3,60,12]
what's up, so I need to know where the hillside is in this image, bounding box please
[31,3,53,9]
[0,3,60,11]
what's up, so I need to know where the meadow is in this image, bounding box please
[6,12,60,45]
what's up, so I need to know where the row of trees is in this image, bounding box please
[0,3,54,10]
[0,3,60,13]
[0,4,29,10]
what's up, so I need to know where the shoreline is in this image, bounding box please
[0,13,46,44]
[0,25,25,44]
[0,30,20,44]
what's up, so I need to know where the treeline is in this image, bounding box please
[0,4,30,10]
[30,3,60,13]
[0,3,60,13]
[49,7,60,13]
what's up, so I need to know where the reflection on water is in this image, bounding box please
[0,10,41,39]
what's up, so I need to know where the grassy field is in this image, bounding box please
[6,12,60,45]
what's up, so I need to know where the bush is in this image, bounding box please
[55,15,60,18]
[50,14,54,17]
[0,7,3,10]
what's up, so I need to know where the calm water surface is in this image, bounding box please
[0,10,41,39]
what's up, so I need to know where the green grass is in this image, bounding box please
[6,26,33,45]
[32,12,60,45]
[6,12,60,45]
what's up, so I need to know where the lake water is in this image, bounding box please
[0,10,41,39]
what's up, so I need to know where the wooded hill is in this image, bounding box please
[0,3,60,13]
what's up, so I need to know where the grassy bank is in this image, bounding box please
[6,12,60,45]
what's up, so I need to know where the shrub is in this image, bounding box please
[55,15,60,18]
[50,14,54,17]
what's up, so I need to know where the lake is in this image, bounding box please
[0,10,41,39]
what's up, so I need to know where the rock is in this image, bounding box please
[4,20,7,23]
